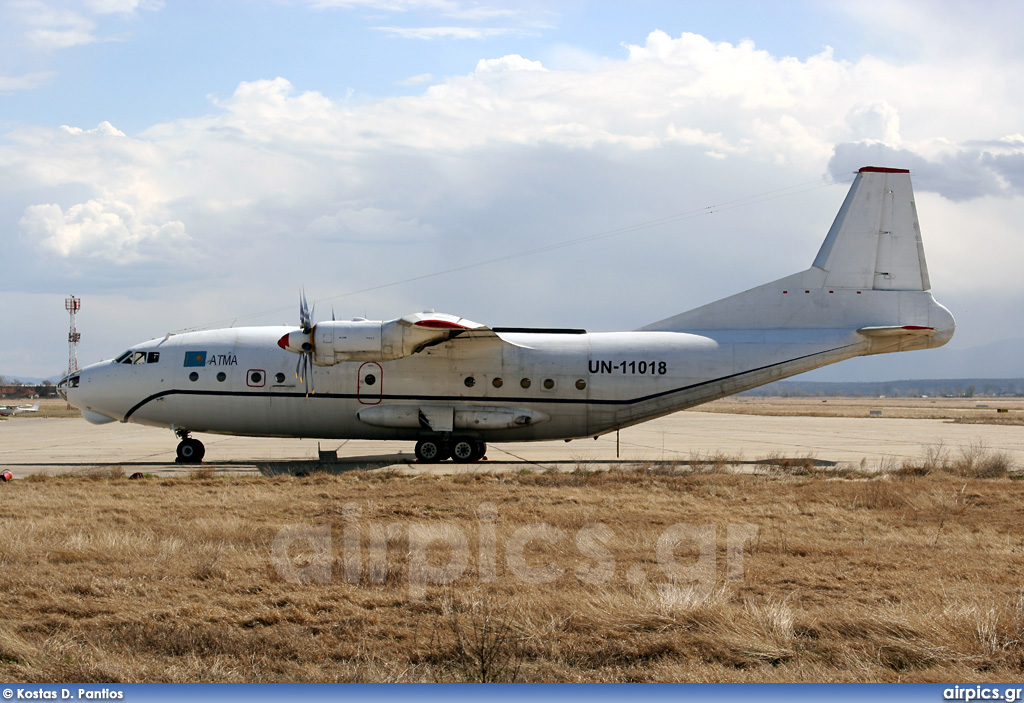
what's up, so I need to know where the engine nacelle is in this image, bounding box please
[277,312,486,365]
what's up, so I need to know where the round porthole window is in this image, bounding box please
[275,372,286,383]
[520,378,531,389]
[543,378,555,390]
[464,376,476,388]
[250,371,263,384]
[216,372,226,382]
[492,377,503,388]
[576,379,587,390]
[364,374,376,386]
[189,371,199,382]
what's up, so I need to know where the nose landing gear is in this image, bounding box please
[415,436,485,464]
[174,429,206,464]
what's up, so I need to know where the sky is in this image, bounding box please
[1,0,1023,381]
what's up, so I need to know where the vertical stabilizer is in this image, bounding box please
[642,166,953,339]
[812,167,930,291]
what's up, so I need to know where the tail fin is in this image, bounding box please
[812,167,929,291]
[642,167,954,345]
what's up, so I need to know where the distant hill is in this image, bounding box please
[800,338,1024,382]
[741,378,1024,398]
[0,374,61,385]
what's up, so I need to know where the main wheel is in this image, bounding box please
[415,438,447,463]
[176,438,205,464]
[450,437,479,463]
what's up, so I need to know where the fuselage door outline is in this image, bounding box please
[357,362,383,405]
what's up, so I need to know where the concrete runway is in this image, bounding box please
[2,411,1022,477]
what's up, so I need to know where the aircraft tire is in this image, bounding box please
[415,438,447,463]
[176,438,206,464]
[450,437,478,463]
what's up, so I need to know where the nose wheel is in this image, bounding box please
[175,436,205,464]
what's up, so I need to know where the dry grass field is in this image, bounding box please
[0,399,82,419]
[1,454,1023,682]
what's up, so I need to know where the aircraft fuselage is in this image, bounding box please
[63,318,915,443]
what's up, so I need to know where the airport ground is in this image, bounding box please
[1,397,1023,477]
[0,398,1022,682]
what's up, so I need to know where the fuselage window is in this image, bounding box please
[543,378,555,390]
[189,372,199,382]
[216,372,227,382]
[275,372,286,384]
[576,379,587,390]
[520,378,531,389]
[147,352,160,364]
[364,374,376,386]
[492,377,503,388]
[133,352,146,364]
[464,376,475,388]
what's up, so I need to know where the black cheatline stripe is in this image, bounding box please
[123,344,854,421]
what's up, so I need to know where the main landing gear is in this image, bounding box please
[415,437,486,464]
[174,429,205,464]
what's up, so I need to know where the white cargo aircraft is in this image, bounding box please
[0,401,40,417]
[59,167,954,464]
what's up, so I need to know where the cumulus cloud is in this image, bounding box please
[8,0,162,51]
[21,3,99,49]
[5,27,1024,368]
[19,198,191,264]
[828,138,1024,201]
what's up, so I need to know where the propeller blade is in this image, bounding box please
[299,289,312,332]
[304,353,314,396]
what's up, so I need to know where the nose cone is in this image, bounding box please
[278,330,312,354]
[62,360,123,423]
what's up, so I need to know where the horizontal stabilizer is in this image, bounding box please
[856,325,935,337]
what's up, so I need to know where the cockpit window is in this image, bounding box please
[115,350,160,365]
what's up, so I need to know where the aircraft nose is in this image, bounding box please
[63,361,122,424]
[56,371,79,402]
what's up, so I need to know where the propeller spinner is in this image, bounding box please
[276,290,316,395]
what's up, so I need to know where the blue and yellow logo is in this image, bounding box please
[183,351,207,367]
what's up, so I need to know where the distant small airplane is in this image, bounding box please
[0,401,40,417]
[59,167,954,463]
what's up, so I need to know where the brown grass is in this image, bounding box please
[1,466,1023,682]
[0,398,82,419]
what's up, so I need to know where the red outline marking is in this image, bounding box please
[414,319,470,330]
